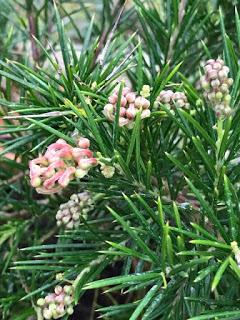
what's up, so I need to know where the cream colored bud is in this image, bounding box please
[54,285,62,295]
[67,306,74,315]
[37,298,45,306]
[43,308,53,320]
[75,168,87,179]
[55,273,64,281]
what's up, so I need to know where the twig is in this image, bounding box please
[3,111,72,119]
[26,1,40,63]
[39,227,58,244]
[167,0,188,62]
[0,210,29,220]
[96,0,127,66]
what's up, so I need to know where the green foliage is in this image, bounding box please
[1,1,240,319]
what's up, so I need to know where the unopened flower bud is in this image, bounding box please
[75,168,87,179]
[54,286,63,295]
[140,85,151,98]
[78,137,90,149]
[56,273,64,281]
[43,308,53,320]
[67,306,74,315]
[37,298,45,306]
[108,93,118,104]
[201,58,233,118]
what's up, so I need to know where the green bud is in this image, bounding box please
[224,94,231,103]
[48,303,57,312]
[215,92,223,100]
[67,306,74,315]
[63,285,73,294]
[37,298,45,306]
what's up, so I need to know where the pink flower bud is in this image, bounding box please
[208,70,218,79]
[206,59,215,64]
[134,96,145,108]
[126,106,137,120]
[45,294,55,304]
[126,92,136,103]
[78,158,98,170]
[103,104,114,120]
[108,93,118,104]
[72,148,93,161]
[142,98,150,109]
[54,286,63,295]
[218,70,227,79]
[78,137,90,149]
[119,117,129,127]
[55,293,65,303]
[120,97,127,107]
[119,107,126,117]
[204,64,212,72]
[213,62,222,70]
[122,87,131,96]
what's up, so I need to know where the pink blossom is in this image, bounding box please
[29,137,97,194]
[103,86,151,128]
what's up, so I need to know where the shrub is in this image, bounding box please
[1,1,240,319]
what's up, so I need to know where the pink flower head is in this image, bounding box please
[29,137,97,194]
[103,86,151,128]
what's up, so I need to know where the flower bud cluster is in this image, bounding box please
[200,58,233,117]
[103,86,151,129]
[29,138,97,194]
[157,90,190,109]
[37,285,74,319]
[56,192,94,229]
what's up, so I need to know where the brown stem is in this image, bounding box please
[27,11,40,63]
[167,0,188,62]
[92,0,127,67]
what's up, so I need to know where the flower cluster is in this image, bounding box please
[103,86,151,129]
[56,192,94,229]
[200,58,233,117]
[37,285,74,319]
[29,138,97,194]
[157,90,190,109]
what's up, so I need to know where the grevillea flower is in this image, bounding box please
[37,284,74,319]
[29,138,97,194]
[157,90,190,109]
[200,58,233,117]
[56,192,94,229]
[103,86,151,129]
